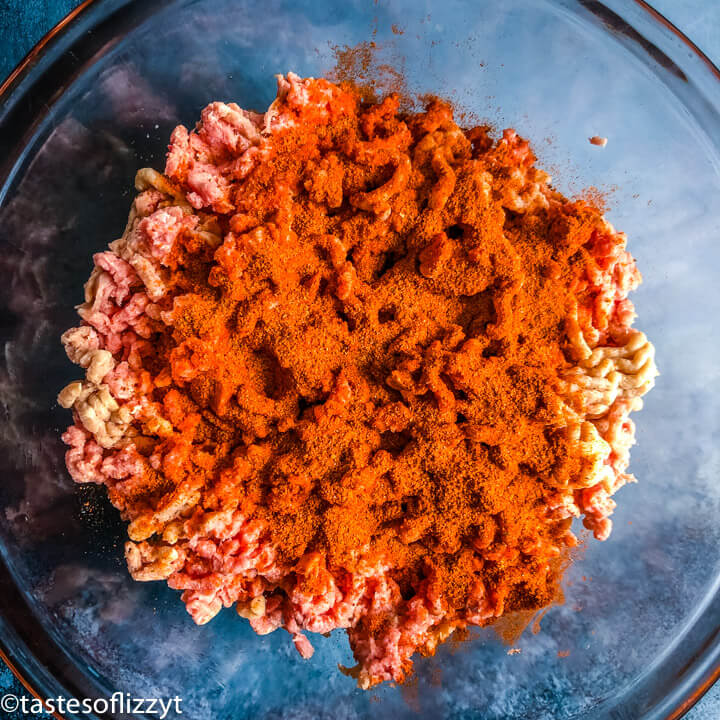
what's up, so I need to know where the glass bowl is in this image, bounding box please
[1,1,719,718]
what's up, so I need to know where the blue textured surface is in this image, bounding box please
[0,0,79,82]
[0,1,719,719]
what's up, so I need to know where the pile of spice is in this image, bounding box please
[58,73,657,688]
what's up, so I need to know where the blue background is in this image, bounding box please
[0,1,718,718]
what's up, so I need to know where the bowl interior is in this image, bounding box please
[1,1,719,718]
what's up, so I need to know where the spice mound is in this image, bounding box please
[58,73,657,688]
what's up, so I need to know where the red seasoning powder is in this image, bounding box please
[58,73,656,688]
